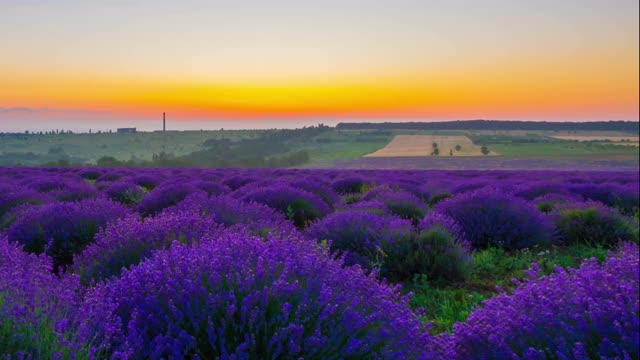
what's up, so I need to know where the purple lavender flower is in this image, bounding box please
[73,211,225,285]
[331,176,370,195]
[551,200,639,247]
[137,182,204,216]
[305,210,413,270]
[132,174,161,190]
[5,198,129,272]
[103,181,145,205]
[532,192,584,213]
[362,187,428,224]
[164,193,296,236]
[0,235,82,357]
[241,185,331,228]
[418,212,469,249]
[442,242,639,359]
[78,231,432,358]
[289,177,340,208]
[0,184,50,221]
[433,187,553,249]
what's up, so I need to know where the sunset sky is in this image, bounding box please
[1,0,638,130]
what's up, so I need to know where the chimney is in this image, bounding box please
[163,112,166,132]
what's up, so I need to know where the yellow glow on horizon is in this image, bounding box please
[1,43,638,121]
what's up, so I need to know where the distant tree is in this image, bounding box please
[97,156,122,167]
[449,149,453,156]
[481,146,490,155]
[432,147,440,156]
[432,142,438,149]
[455,144,462,151]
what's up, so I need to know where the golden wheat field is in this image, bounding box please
[364,135,500,157]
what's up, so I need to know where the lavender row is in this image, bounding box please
[0,166,638,358]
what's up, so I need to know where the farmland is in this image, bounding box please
[0,166,638,358]
[1,122,638,167]
[363,135,498,157]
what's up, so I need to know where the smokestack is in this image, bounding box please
[163,112,166,132]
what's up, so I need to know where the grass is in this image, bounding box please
[406,243,610,335]
[0,128,392,166]
[489,142,639,157]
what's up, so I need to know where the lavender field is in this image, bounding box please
[0,167,638,359]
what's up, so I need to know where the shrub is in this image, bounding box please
[427,192,451,208]
[609,183,639,216]
[433,188,553,249]
[551,201,639,247]
[363,187,427,224]
[132,174,161,190]
[74,212,225,286]
[242,185,330,228]
[380,191,427,224]
[137,182,202,216]
[0,236,82,358]
[79,169,102,180]
[513,181,570,201]
[290,178,340,208]
[95,172,123,184]
[103,181,145,205]
[343,199,390,215]
[417,212,468,247]
[5,199,129,272]
[0,185,49,221]
[191,180,230,196]
[385,226,473,283]
[305,210,412,270]
[49,181,100,202]
[25,176,69,192]
[222,175,259,190]
[331,176,369,195]
[78,232,432,358]
[441,242,639,359]
[532,193,583,213]
[165,193,295,236]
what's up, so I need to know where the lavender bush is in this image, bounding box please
[241,185,331,228]
[440,242,639,359]
[73,212,225,285]
[78,231,432,358]
[164,193,296,236]
[103,181,145,205]
[433,188,553,249]
[0,236,83,358]
[5,198,129,272]
[551,201,639,247]
[305,210,413,270]
[137,182,203,216]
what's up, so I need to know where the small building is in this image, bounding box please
[117,128,137,133]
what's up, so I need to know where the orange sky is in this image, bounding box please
[1,1,638,124]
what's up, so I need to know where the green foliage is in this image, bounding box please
[0,296,87,359]
[384,227,472,283]
[408,275,484,335]
[553,206,639,247]
[96,156,121,167]
[408,243,610,335]
[480,146,490,155]
[428,192,451,208]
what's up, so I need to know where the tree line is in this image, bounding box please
[336,120,639,133]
